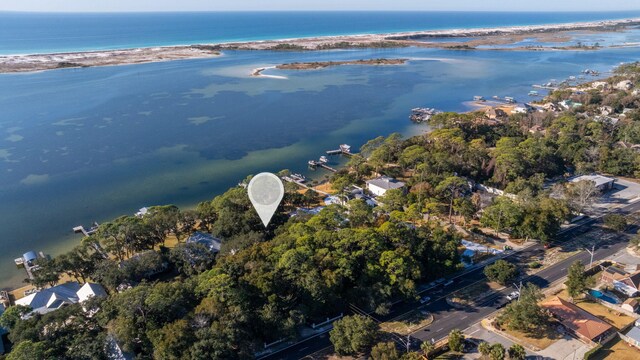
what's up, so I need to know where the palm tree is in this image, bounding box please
[478,341,491,359]
[507,344,526,360]
[421,341,435,359]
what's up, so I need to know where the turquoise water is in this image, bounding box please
[589,289,620,304]
[2,11,640,54]
[3,40,640,289]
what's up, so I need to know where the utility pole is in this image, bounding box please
[584,243,596,268]
[513,281,523,301]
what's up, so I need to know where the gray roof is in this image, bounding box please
[15,282,81,315]
[570,174,615,188]
[366,176,406,190]
[187,232,222,253]
[626,326,640,342]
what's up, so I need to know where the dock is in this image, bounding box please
[308,160,337,172]
[326,144,353,156]
[14,251,47,281]
[73,222,99,237]
[281,176,330,196]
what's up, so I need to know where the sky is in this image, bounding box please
[1,0,639,12]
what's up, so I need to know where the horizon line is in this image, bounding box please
[2,9,640,14]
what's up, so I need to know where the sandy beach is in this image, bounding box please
[1,17,639,74]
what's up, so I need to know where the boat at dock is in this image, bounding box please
[504,96,516,104]
[528,90,539,96]
[319,156,328,163]
[473,96,485,102]
[290,173,306,182]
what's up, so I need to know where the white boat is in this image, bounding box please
[319,156,328,163]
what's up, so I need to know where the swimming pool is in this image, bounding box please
[589,289,620,304]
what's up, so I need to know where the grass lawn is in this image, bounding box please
[558,290,635,330]
[502,324,562,350]
[380,309,434,335]
[591,336,640,360]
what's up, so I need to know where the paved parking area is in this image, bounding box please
[609,247,640,265]
[464,323,592,360]
[592,178,640,214]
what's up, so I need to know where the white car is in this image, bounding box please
[505,291,520,301]
[420,296,431,304]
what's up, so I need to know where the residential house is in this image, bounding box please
[560,100,583,109]
[621,321,640,350]
[569,174,616,192]
[187,232,222,253]
[599,106,614,116]
[601,264,640,297]
[542,296,616,344]
[621,298,639,313]
[614,80,634,91]
[15,282,107,316]
[484,108,508,120]
[528,125,546,135]
[366,176,406,197]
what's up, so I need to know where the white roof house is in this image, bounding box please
[77,282,108,303]
[366,176,406,197]
[569,174,616,191]
[15,282,107,315]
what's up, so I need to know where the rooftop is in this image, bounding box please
[542,297,613,342]
[366,176,406,190]
[569,174,615,188]
[187,232,222,253]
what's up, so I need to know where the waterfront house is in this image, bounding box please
[15,282,107,316]
[484,108,508,120]
[187,232,222,253]
[542,296,615,344]
[366,176,406,197]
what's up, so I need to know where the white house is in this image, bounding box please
[366,176,406,197]
[15,282,107,316]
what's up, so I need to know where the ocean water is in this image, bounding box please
[3,43,640,289]
[2,11,640,54]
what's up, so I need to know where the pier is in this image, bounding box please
[281,176,330,196]
[325,144,353,156]
[73,222,99,237]
[308,160,337,172]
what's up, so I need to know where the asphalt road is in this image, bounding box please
[260,200,640,360]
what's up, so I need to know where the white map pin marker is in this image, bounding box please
[247,172,285,227]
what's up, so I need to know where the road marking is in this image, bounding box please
[461,315,468,320]
[299,347,308,352]
[560,267,566,271]
[468,329,480,336]
[436,327,444,332]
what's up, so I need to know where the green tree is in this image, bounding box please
[6,340,46,360]
[420,341,435,359]
[604,214,628,232]
[435,176,469,223]
[498,284,546,332]
[0,305,31,330]
[448,328,465,353]
[484,260,518,285]
[489,343,505,360]
[370,341,400,360]
[565,260,590,299]
[507,344,526,360]
[480,197,523,236]
[478,341,491,358]
[329,315,378,356]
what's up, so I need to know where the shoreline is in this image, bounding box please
[1,17,640,74]
[251,58,407,77]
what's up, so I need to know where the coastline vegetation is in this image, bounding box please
[2,61,640,359]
